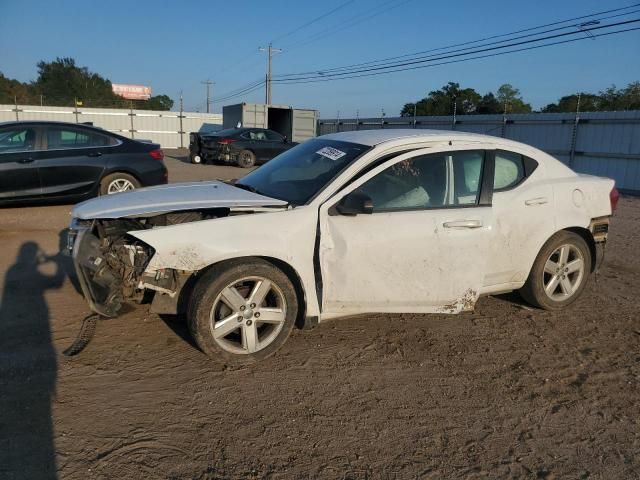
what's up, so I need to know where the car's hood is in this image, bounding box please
[72,181,288,219]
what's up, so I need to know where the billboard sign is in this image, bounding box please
[112,84,152,100]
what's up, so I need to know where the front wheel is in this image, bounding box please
[188,259,298,366]
[519,231,591,310]
[190,153,202,164]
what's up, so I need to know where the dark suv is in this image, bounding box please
[189,128,297,168]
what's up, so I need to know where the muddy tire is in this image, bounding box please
[519,231,591,310]
[99,172,141,195]
[187,259,298,366]
[237,150,256,168]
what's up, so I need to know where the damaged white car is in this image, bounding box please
[68,130,618,365]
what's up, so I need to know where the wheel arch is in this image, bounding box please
[100,168,143,186]
[180,255,309,329]
[562,226,597,272]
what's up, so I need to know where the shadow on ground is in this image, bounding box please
[0,241,68,479]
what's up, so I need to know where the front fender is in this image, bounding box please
[128,206,321,315]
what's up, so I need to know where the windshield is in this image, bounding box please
[237,139,369,205]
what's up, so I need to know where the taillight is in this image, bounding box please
[610,186,620,212]
[217,138,236,145]
[149,148,164,161]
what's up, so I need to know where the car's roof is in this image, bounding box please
[0,120,106,130]
[320,129,519,147]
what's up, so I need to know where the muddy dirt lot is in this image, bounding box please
[1,150,639,479]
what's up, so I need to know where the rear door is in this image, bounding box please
[0,125,42,200]
[38,125,115,197]
[247,130,271,161]
[319,147,495,315]
[484,149,554,287]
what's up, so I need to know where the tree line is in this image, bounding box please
[0,57,174,110]
[401,81,640,116]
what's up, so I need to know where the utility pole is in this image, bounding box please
[259,43,282,105]
[201,80,214,113]
[179,91,184,149]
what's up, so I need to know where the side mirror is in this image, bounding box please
[336,191,373,216]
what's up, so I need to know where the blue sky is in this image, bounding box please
[1,0,639,116]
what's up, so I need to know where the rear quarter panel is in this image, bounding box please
[551,174,614,231]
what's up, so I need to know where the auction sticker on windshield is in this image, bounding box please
[316,146,347,161]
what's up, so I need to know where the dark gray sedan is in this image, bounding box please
[0,121,167,205]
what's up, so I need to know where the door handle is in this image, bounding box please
[525,197,548,206]
[88,152,103,157]
[18,157,34,163]
[443,220,483,229]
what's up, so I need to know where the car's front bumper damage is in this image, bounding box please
[68,219,170,318]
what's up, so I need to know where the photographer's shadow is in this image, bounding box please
[0,241,66,479]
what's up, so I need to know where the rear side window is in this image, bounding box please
[0,127,36,153]
[265,130,283,141]
[46,127,115,149]
[493,150,538,190]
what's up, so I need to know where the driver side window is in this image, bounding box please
[358,150,485,212]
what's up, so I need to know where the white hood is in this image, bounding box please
[72,181,288,219]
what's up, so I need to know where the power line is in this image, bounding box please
[280,0,414,52]
[214,79,266,103]
[273,24,640,85]
[272,18,640,83]
[270,0,356,44]
[277,4,640,77]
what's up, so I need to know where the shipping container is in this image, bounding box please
[222,103,317,143]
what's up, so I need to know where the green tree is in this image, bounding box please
[495,83,532,113]
[144,94,174,110]
[34,57,122,107]
[401,82,482,116]
[476,92,502,114]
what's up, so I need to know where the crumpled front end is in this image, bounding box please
[70,218,155,317]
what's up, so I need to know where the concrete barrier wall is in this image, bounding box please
[0,104,223,148]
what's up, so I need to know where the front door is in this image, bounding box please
[319,147,494,315]
[0,125,41,200]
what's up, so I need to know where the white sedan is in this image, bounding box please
[69,130,618,365]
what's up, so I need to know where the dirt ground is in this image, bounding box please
[1,150,639,479]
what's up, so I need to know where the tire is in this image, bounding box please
[237,150,256,168]
[99,172,141,195]
[187,259,298,366]
[190,153,202,164]
[519,231,591,310]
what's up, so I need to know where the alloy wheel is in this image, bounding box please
[209,276,287,355]
[107,178,135,194]
[542,244,585,301]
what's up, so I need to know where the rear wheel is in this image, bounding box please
[520,231,591,310]
[237,150,256,168]
[190,153,202,164]
[188,259,298,366]
[100,172,140,195]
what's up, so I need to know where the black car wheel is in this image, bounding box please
[237,150,256,168]
[100,172,141,195]
[190,153,202,164]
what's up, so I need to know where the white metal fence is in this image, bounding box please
[0,104,222,148]
[318,111,640,193]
